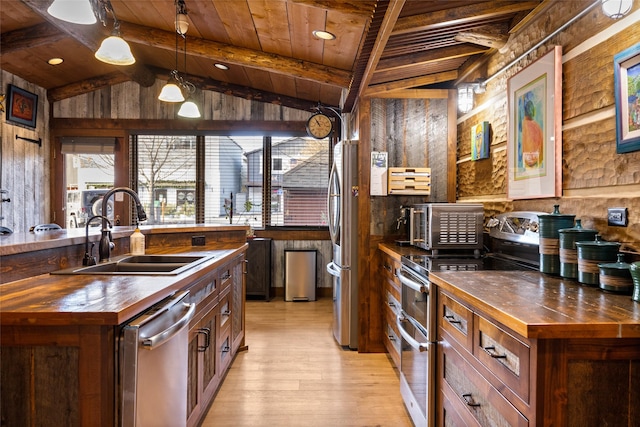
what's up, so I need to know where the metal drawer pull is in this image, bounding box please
[388,301,396,309]
[197,327,211,352]
[221,345,231,354]
[388,335,396,341]
[484,345,507,359]
[221,310,231,317]
[444,314,461,324]
[462,393,481,407]
[383,264,392,273]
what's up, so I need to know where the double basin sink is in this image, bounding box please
[52,254,214,276]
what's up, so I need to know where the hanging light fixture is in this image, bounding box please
[47,0,97,25]
[175,0,189,35]
[159,0,200,118]
[94,1,135,65]
[601,0,634,18]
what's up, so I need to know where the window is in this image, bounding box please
[133,135,329,228]
[61,137,115,228]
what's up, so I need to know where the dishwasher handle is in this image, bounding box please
[141,300,196,350]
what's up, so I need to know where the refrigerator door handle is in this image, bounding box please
[326,261,342,277]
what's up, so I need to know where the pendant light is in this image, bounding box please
[177,33,201,118]
[47,0,97,24]
[601,0,634,18]
[94,1,135,65]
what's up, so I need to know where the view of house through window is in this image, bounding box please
[134,134,329,228]
[62,139,115,229]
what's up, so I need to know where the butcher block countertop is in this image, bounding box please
[430,270,640,340]
[0,245,246,327]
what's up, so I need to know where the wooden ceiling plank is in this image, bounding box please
[366,88,449,99]
[364,70,459,97]
[20,0,156,88]
[1,22,65,54]
[392,1,541,35]
[119,22,352,88]
[454,31,509,49]
[287,0,376,19]
[376,45,488,72]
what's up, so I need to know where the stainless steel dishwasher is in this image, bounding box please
[119,290,196,427]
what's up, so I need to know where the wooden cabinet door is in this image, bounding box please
[231,254,246,353]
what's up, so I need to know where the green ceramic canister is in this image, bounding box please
[598,254,633,294]
[538,205,575,275]
[630,262,640,302]
[575,235,620,286]
[558,219,598,279]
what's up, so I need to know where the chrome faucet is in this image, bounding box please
[84,215,112,266]
[99,187,148,262]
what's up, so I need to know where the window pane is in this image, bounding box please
[136,135,196,225]
[204,136,263,228]
[268,137,329,226]
[64,153,114,228]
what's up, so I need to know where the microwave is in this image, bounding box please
[409,203,484,253]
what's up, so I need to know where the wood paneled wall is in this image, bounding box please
[0,71,50,234]
[456,0,640,251]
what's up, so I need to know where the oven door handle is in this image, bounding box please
[396,313,429,352]
[396,268,429,294]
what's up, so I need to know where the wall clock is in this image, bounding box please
[306,113,333,139]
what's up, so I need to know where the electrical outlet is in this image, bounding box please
[192,235,206,246]
[607,207,628,227]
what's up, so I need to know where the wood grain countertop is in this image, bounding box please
[0,244,246,327]
[0,224,248,256]
[430,270,640,340]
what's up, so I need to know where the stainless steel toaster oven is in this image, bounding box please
[409,203,484,253]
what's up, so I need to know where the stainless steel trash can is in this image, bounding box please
[284,249,317,301]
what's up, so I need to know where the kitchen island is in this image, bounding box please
[430,270,640,427]
[0,225,248,427]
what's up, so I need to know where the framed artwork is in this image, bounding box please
[507,46,562,199]
[6,84,38,128]
[471,121,490,160]
[614,42,640,154]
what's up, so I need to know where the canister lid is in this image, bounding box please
[598,254,630,271]
[575,235,621,248]
[558,219,597,234]
[537,204,576,220]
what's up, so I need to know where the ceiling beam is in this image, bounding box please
[363,70,459,97]
[47,72,132,102]
[1,23,66,54]
[20,0,156,88]
[392,1,542,35]
[375,45,488,73]
[350,0,406,107]
[119,22,353,88]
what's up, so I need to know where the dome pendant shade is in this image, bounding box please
[601,0,634,18]
[47,0,97,24]
[158,83,185,102]
[95,36,136,65]
[178,100,201,118]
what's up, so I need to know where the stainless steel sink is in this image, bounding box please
[52,254,213,276]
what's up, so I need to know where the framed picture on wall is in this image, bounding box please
[6,84,38,128]
[507,46,562,199]
[471,121,490,160]
[614,42,640,154]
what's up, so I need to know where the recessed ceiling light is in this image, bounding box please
[48,58,64,65]
[312,30,336,40]
[214,63,229,70]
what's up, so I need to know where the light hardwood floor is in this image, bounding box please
[201,297,413,427]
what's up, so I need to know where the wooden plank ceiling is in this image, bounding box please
[1,0,543,113]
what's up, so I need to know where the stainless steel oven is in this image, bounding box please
[396,211,542,427]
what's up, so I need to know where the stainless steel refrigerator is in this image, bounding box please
[326,140,358,349]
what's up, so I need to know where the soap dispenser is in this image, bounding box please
[130,224,145,256]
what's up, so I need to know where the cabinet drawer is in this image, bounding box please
[218,329,232,373]
[219,264,233,293]
[384,323,401,368]
[441,343,529,427]
[473,314,530,403]
[439,292,473,351]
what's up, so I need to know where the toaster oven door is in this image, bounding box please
[410,206,428,249]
